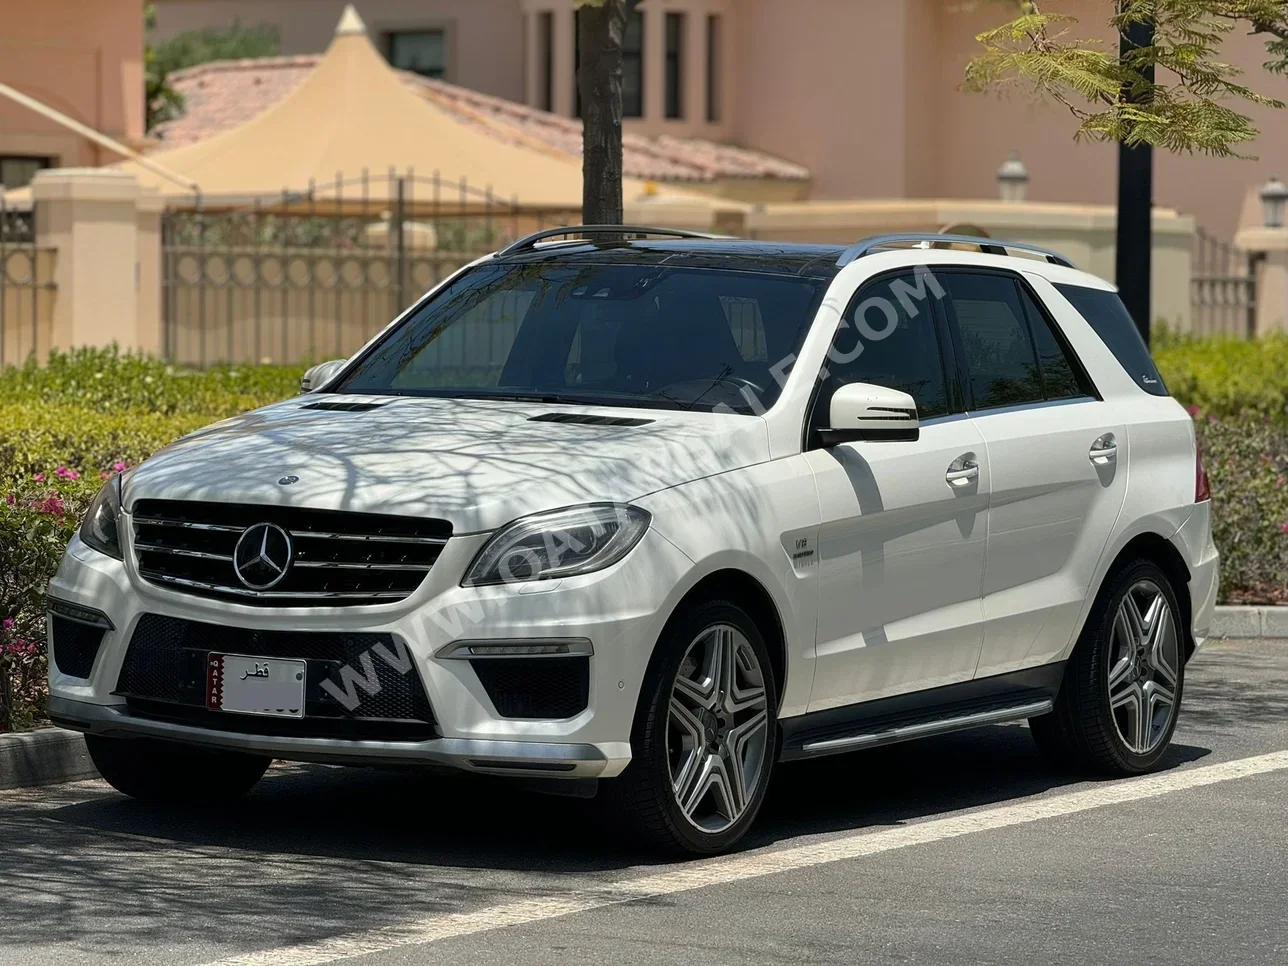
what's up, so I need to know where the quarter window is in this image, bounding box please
[815,272,951,426]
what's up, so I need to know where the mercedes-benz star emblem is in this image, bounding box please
[232,523,293,590]
[278,476,299,486]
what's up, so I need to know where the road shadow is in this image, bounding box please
[0,722,1212,954]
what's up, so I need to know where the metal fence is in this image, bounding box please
[1191,228,1258,338]
[0,198,57,367]
[162,172,580,366]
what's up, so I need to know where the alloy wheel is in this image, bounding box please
[1107,580,1180,755]
[667,623,770,833]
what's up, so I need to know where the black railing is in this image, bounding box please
[0,195,56,367]
[1191,228,1257,339]
[161,170,580,366]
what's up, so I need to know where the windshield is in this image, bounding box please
[331,261,827,413]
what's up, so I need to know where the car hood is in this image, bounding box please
[125,395,769,533]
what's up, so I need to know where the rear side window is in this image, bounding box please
[1054,284,1168,396]
[942,273,1044,409]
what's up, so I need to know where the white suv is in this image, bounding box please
[47,229,1218,854]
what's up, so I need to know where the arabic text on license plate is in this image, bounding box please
[207,653,306,718]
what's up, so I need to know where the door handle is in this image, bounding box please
[945,459,979,486]
[1089,433,1118,465]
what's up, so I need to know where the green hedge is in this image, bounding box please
[1,343,1287,730]
[1154,333,1288,424]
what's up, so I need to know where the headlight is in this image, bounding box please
[79,476,123,560]
[463,504,650,586]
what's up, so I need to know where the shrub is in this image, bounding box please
[1154,334,1288,424]
[1196,416,1288,605]
[0,347,305,730]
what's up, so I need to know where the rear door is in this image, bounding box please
[805,270,990,710]
[938,270,1128,678]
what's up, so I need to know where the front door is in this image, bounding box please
[806,271,989,711]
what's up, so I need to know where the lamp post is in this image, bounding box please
[1260,176,1288,228]
[996,152,1029,203]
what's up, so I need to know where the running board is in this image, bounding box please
[795,700,1053,758]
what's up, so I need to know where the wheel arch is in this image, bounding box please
[1102,531,1195,661]
[657,568,789,707]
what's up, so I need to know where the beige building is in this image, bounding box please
[0,0,144,187]
[150,0,1288,240]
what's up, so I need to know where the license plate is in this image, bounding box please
[207,653,306,718]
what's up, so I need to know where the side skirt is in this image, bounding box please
[778,662,1065,761]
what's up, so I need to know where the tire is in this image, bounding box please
[1030,558,1186,775]
[610,598,778,855]
[86,734,271,803]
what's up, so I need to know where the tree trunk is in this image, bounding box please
[577,0,626,225]
[1115,8,1155,346]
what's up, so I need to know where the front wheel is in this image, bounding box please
[86,734,272,803]
[1030,558,1185,774]
[611,599,777,855]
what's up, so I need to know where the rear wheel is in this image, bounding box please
[1030,559,1185,774]
[86,734,271,803]
[612,599,777,854]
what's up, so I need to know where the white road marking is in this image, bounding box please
[200,750,1288,966]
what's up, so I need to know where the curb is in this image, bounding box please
[1212,605,1288,640]
[0,727,98,790]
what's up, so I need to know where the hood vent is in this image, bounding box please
[529,412,654,427]
[300,400,389,413]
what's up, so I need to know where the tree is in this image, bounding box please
[575,0,628,225]
[144,4,280,133]
[965,0,1288,342]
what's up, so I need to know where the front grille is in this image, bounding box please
[50,617,106,678]
[115,613,436,734]
[470,657,590,719]
[131,499,451,607]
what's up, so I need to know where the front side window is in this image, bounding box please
[334,262,826,414]
[813,272,951,428]
[387,29,447,79]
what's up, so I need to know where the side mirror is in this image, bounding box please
[820,382,920,445]
[300,359,348,393]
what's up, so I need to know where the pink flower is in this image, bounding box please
[1282,522,1288,535]
[1186,405,1200,417]
[35,495,64,517]
[55,466,80,480]
[99,471,111,480]
[2,618,13,630]
[112,461,128,472]
[32,473,45,483]
[4,493,13,505]
[1279,476,1286,486]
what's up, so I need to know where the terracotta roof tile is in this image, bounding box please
[156,56,810,184]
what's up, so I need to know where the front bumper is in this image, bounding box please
[48,695,616,777]
[48,522,696,778]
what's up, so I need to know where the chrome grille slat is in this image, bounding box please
[138,572,409,601]
[290,531,448,545]
[132,516,244,533]
[131,499,451,608]
[133,543,233,562]
[293,560,435,571]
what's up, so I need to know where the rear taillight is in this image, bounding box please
[1195,441,1211,502]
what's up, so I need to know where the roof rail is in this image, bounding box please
[497,224,726,258]
[836,233,1075,269]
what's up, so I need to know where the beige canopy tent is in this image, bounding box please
[106,5,656,212]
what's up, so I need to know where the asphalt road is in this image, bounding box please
[3,638,1288,966]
